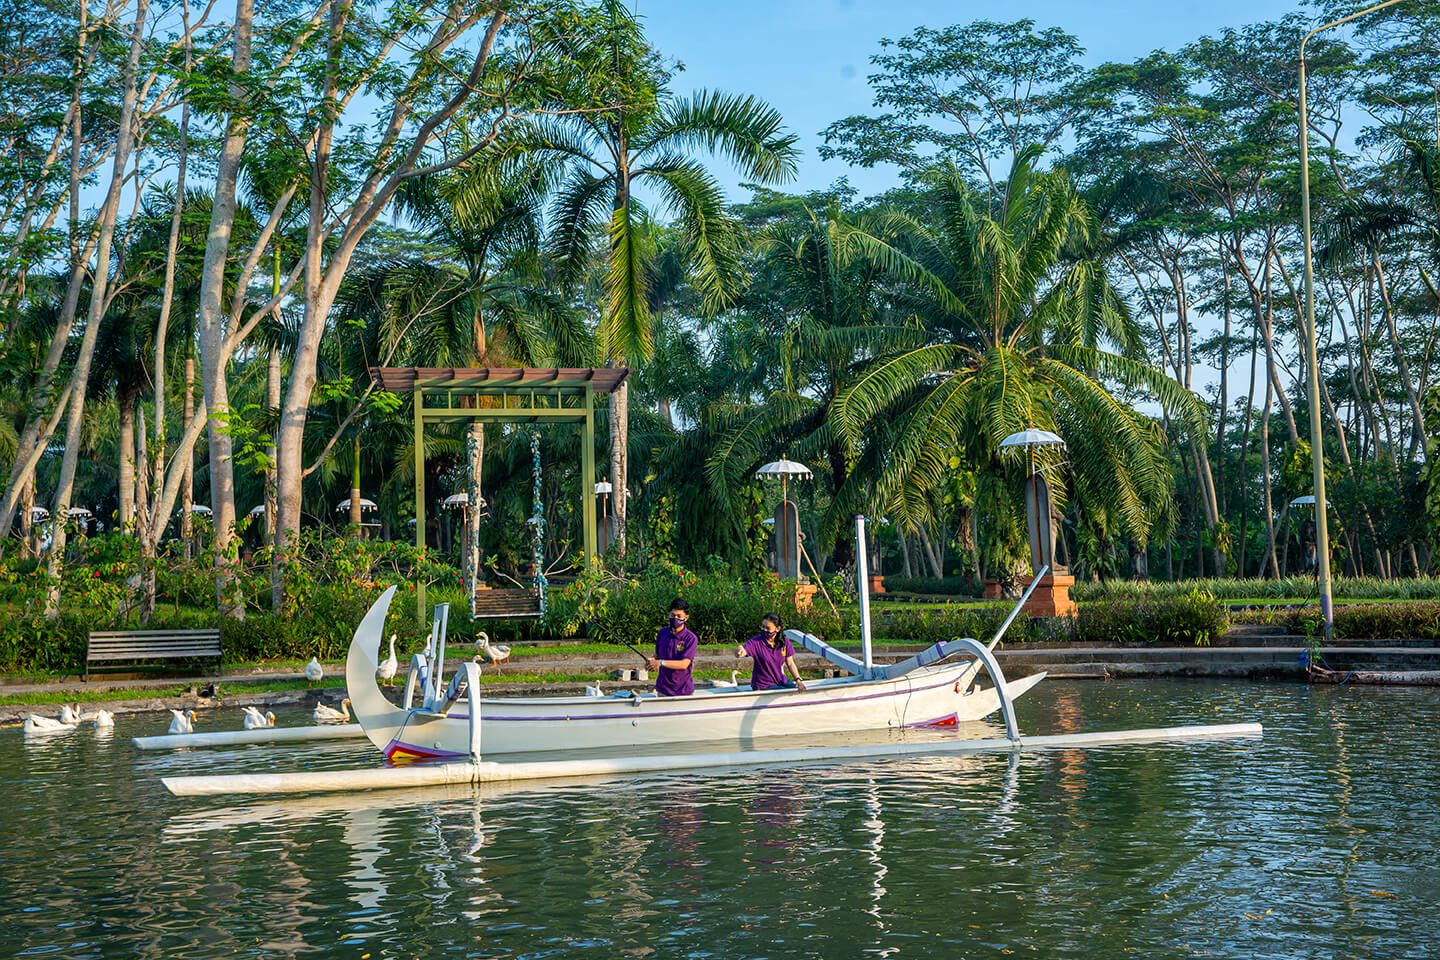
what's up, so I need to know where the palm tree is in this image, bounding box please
[527,0,798,554]
[335,162,590,588]
[833,148,1201,571]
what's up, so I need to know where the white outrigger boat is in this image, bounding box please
[347,576,1047,762]
[158,520,1264,797]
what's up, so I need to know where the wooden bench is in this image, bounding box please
[84,629,223,681]
[471,588,542,619]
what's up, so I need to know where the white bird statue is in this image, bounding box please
[313,698,351,724]
[304,656,324,686]
[92,709,115,729]
[710,670,741,689]
[169,709,196,735]
[242,706,276,730]
[23,714,74,735]
[59,704,83,725]
[476,632,511,667]
[377,634,398,686]
[584,683,604,697]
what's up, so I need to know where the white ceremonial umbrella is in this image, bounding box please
[190,504,213,516]
[336,498,378,513]
[248,504,266,517]
[66,507,93,519]
[1290,495,1317,507]
[29,506,49,521]
[999,428,1066,449]
[756,455,813,502]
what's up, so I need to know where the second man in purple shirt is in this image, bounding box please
[735,613,807,692]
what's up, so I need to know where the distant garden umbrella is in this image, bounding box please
[190,504,213,517]
[1001,430,1068,576]
[29,506,48,522]
[757,456,812,579]
[756,456,813,502]
[594,482,613,553]
[336,498,377,513]
[248,504,266,518]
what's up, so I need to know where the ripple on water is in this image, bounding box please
[2,680,1438,958]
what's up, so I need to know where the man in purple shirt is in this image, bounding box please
[735,613,807,692]
[647,598,698,697]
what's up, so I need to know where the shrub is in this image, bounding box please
[1063,589,1227,646]
[1072,575,1440,603]
[1269,602,1440,640]
[544,568,857,650]
[880,575,980,597]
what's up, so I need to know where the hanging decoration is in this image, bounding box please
[530,430,548,617]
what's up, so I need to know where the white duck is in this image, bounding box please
[304,656,324,686]
[584,682,604,698]
[710,670,741,689]
[92,709,115,729]
[377,634,398,687]
[59,704,83,725]
[169,709,196,734]
[242,706,276,730]
[313,698,351,724]
[23,714,75,735]
[476,632,511,667]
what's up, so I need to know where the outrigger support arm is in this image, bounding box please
[788,564,1051,687]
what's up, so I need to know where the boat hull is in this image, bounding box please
[347,589,1045,761]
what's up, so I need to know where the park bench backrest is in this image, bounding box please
[471,588,542,619]
[85,629,223,663]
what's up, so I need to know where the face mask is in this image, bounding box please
[669,616,685,628]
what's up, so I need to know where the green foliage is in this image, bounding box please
[545,564,855,649]
[880,575,980,597]
[1279,603,1440,641]
[1065,589,1226,646]
[1074,576,1440,602]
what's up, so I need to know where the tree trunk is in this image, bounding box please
[1259,375,1279,579]
[181,354,195,557]
[349,434,362,529]
[195,0,254,619]
[264,343,279,544]
[136,405,153,618]
[19,480,35,559]
[117,387,136,529]
[0,6,93,542]
[44,0,149,619]
[464,420,484,591]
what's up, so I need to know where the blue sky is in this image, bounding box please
[640,0,1308,200]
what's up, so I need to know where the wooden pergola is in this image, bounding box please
[371,366,630,620]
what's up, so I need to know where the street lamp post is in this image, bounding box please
[1299,0,1407,637]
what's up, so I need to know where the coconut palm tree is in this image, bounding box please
[525,0,799,553]
[832,147,1201,564]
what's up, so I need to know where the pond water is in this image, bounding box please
[3,679,1436,959]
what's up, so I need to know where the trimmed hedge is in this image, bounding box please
[1073,575,1440,603]
[880,575,979,597]
[1256,602,1440,640]
[873,591,1227,647]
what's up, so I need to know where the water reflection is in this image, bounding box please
[4,681,1438,959]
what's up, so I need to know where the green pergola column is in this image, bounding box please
[582,385,597,564]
